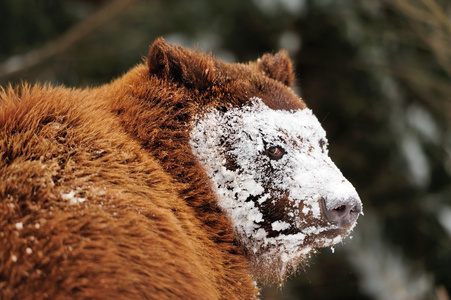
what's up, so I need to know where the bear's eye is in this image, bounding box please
[266,146,285,160]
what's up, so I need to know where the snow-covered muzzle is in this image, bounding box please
[190,97,362,283]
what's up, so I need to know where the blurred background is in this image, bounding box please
[1,0,450,299]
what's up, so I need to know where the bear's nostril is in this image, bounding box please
[334,205,346,212]
[350,205,360,213]
[321,198,361,229]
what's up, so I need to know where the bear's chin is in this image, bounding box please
[241,227,348,285]
[245,243,312,285]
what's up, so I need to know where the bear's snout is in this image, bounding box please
[321,197,362,229]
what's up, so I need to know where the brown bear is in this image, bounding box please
[0,38,362,299]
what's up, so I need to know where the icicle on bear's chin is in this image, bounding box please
[189,97,362,283]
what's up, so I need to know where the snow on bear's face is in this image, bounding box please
[190,97,362,283]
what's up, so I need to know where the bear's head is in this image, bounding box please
[147,38,362,283]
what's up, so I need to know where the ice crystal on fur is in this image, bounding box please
[191,97,361,282]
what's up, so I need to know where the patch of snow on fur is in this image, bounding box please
[15,222,23,230]
[61,191,86,205]
[190,97,361,280]
[272,221,291,231]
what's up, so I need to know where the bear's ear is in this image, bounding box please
[257,50,295,87]
[147,38,213,90]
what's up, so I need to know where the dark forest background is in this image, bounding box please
[1,0,450,299]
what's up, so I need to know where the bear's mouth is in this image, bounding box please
[245,193,356,241]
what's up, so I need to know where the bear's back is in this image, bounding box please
[0,83,256,299]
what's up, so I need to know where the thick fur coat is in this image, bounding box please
[0,38,361,299]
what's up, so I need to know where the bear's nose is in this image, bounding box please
[321,197,362,229]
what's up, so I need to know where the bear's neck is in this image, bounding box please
[103,64,239,247]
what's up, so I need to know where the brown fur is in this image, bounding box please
[0,38,306,299]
